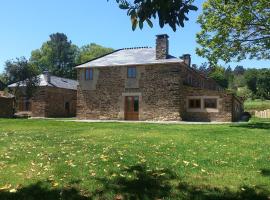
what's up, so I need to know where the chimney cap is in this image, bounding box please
[156,34,169,39]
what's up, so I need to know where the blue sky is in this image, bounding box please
[0,0,269,73]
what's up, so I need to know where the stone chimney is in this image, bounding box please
[182,54,191,67]
[43,70,51,84]
[156,34,169,59]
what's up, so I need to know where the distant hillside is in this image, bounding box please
[244,99,270,111]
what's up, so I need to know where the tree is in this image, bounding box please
[234,65,245,76]
[30,33,79,79]
[225,66,234,89]
[256,69,270,99]
[113,0,198,31]
[198,62,211,75]
[208,65,228,88]
[5,57,40,99]
[244,68,258,96]
[196,0,270,64]
[76,43,114,64]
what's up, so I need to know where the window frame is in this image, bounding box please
[85,68,93,80]
[188,98,201,109]
[187,96,219,113]
[127,66,136,78]
[204,98,218,109]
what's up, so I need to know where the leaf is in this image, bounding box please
[119,4,129,10]
[9,189,17,193]
[0,184,12,191]
[188,5,198,11]
[132,19,138,31]
[139,20,143,30]
[146,19,153,28]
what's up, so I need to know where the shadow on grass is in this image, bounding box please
[230,122,270,130]
[0,181,88,200]
[92,164,270,200]
[1,165,270,200]
[261,169,270,177]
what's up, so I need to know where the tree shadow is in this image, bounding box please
[230,122,270,130]
[177,182,269,200]
[261,169,270,177]
[92,164,270,200]
[1,166,270,200]
[0,181,89,200]
[93,164,176,199]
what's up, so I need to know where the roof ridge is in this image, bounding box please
[75,49,122,67]
[48,74,77,82]
[123,46,151,50]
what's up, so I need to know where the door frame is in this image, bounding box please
[121,93,142,120]
[124,96,139,120]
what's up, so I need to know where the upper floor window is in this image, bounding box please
[85,68,93,80]
[127,67,136,78]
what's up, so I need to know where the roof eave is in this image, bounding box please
[75,60,184,69]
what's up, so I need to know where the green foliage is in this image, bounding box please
[196,0,270,64]
[244,99,270,111]
[244,69,258,95]
[257,69,270,99]
[208,65,228,88]
[112,0,198,31]
[233,65,245,76]
[30,33,79,79]
[4,57,40,99]
[237,87,252,100]
[76,43,114,64]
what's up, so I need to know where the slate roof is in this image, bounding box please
[8,74,78,90]
[75,47,184,68]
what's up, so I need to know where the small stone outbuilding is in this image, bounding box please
[75,34,243,122]
[0,91,15,118]
[8,73,78,118]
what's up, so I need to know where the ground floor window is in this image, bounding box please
[187,96,219,112]
[204,98,217,109]
[188,99,201,109]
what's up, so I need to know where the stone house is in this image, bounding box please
[0,91,15,118]
[8,72,78,118]
[75,34,243,122]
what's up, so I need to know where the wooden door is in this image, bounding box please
[125,96,139,120]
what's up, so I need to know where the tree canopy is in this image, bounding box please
[5,57,40,99]
[76,43,114,64]
[30,33,79,79]
[113,0,198,31]
[196,0,270,64]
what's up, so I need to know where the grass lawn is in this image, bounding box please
[244,99,270,111]
[0,118,270,199]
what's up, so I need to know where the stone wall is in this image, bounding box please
[77,64,243,122]
[45,87,77,117]
[0,97,14,118]
[77,64,182,120]
[30,87,77,118]
[181,86,235,122]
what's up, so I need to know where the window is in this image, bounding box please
[204,98,217,109]
[188,99,201,109]
[127,67,136,78]
[85,68,93,80]
[134,96,139,112]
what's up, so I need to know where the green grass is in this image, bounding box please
[244,99,270,111]
[0,119,270,199]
